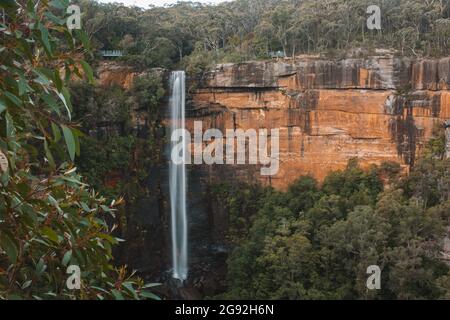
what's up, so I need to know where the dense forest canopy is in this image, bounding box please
[75,0,450,71]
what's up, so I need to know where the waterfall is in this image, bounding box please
[445,120,450,159]
[169,71,188,281]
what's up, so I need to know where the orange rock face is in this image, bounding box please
[96,61,137,90]
[189,55,450,189]
[93,57,449,190]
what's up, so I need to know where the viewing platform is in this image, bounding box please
[269,51,286,58]
[100,50,124,58]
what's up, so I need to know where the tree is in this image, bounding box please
[0,0,157,300]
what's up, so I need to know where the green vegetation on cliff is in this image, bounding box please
[70,74,165,198]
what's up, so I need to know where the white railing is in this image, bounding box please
[100,50,124,57]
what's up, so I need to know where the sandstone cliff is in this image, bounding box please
[93,56,450,190]
[96,61,140,90]
[189,53,450,189]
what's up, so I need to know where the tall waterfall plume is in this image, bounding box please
[169,71,188,281]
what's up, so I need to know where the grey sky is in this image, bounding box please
[97,0,227,8]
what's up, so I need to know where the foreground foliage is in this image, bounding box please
[0,0,158,299]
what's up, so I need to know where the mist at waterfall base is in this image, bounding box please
[169,71,188,281]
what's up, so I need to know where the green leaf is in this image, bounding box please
[5,112,14,138]
[49,0,67,10]
[142,283,162,289]
[62,250,72,266]
[38,23,52,56]
[18,76,28,96]
[42,226,59,243]
[4,91,22,107]
[51,122,61,142]
[44,139,56,169]
[0,234,18,263]
[53,69,63,92]
[44,11,66,26]
[0,0,16,9]
[61,124,75,161]
[64,64,71,82]
[80,60,95,84]
[36,258,46,275]
[22,280,32,289]
[41,93,61,116]
[80,202,91,212]
[97,233,118,245]
[17,38,33,60]
[111,289,124,300]
[74,131,80,157]
[100,205,111,212]
[75,30,91,51]
[0,97,6,114]
[48,195,62,214]
[140,291,161,300]
[57,87,72,120]
[36,68,54,80]
[122,282,138,300]
[33,69,51,85]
